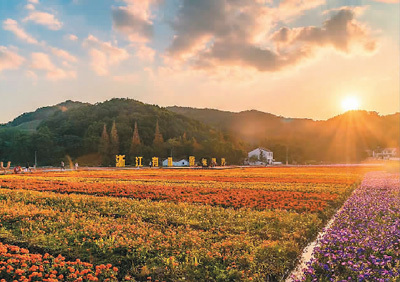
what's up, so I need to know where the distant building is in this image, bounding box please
[245,147,274,165]
[372,148,399,160]
[162,159,190,167]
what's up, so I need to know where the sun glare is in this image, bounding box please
[341,97,360,112]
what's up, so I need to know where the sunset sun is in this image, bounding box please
[341,97,360,112]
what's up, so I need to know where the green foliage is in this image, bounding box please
[110,120,119,158]
[0,99,246,166]
[0,188,327,281]
[99,124,111,166]
[169,107,400,163]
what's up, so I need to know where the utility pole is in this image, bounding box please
[34,151,37,167]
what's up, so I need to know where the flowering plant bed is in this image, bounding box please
[0,242,119,282]
[302,171,400,281]
[0,167,374,280]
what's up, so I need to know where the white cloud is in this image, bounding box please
[67,34,78,41]
[0,46,25,73]
[28,0,39,3]
[25,4,35,10]
[134,44,155,62]
[24,11,62,30]
[50,47,77,62]
[30,52,76,80]
[3,19,39,45]
[30,52,56,71]
[112,0,157,43]
[47,68,76,80]
[83,35,129,76]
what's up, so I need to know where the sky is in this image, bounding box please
[0,0,399,123]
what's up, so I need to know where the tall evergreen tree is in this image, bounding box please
[110,121,119,159]
[130,121,141,161]
[153,120,164,144]
[99,124,110,165]
[131,121,141,146]
[153,120,165,157]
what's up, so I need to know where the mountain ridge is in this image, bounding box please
[1,99,398,165]
[0,98,246,166]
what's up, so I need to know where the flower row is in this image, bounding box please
[0,242,119,282]
[302,171,400,281]
[0,188,323,281]
[0,167,363,212]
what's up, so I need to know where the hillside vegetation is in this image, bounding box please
[0,99,245,166]
[0,100,398,166]
[168,107,400,163]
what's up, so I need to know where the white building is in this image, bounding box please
[372,148,399,160]
[162,159,190,167]
[246,147,274,165]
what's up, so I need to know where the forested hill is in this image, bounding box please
[1,100,398,166]
[168,107,400,163]
[0,99,246,166]
[4,100,87,131]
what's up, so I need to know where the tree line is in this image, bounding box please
[0,99,246,166]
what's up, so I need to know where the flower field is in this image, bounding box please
[0,242,119,281]
[302,171,400,281]
[0,167,376,281]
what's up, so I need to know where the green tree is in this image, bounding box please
[153,120,164,144]
[130,121,142,162]
[110,121,119,161]
[99,124,110,165]
[153,120,165,157]
[31,126,56,166]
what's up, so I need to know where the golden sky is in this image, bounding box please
[0,0,399,123]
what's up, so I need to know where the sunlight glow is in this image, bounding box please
[341,97,360,112]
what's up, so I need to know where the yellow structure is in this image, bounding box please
[211,158,217,166]
[115,155,126,167]
[135,156,143,167]
[0,161,11,174]
[221,158,226,166]
[202,158,207,167]
[152,157,159,167]
[189,156,195,167]
[168,157,173,167]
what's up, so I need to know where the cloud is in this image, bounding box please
[278,0,325,18]
[112,0,156,42]
[83,35,129,75]
[166,2,377,72]
[134,44,155,62]
[30,52,76,80]
[3,19,39,45]
[50,47,77,62]
[67,34,78,41]
[272,8,377,54]
[167,1,275,61]
[25,4,35,10]
[28,0,39,3]
[23,11,62,30]
[30,52,56,71]
[0,46,25,73]
[372,0,399,2]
